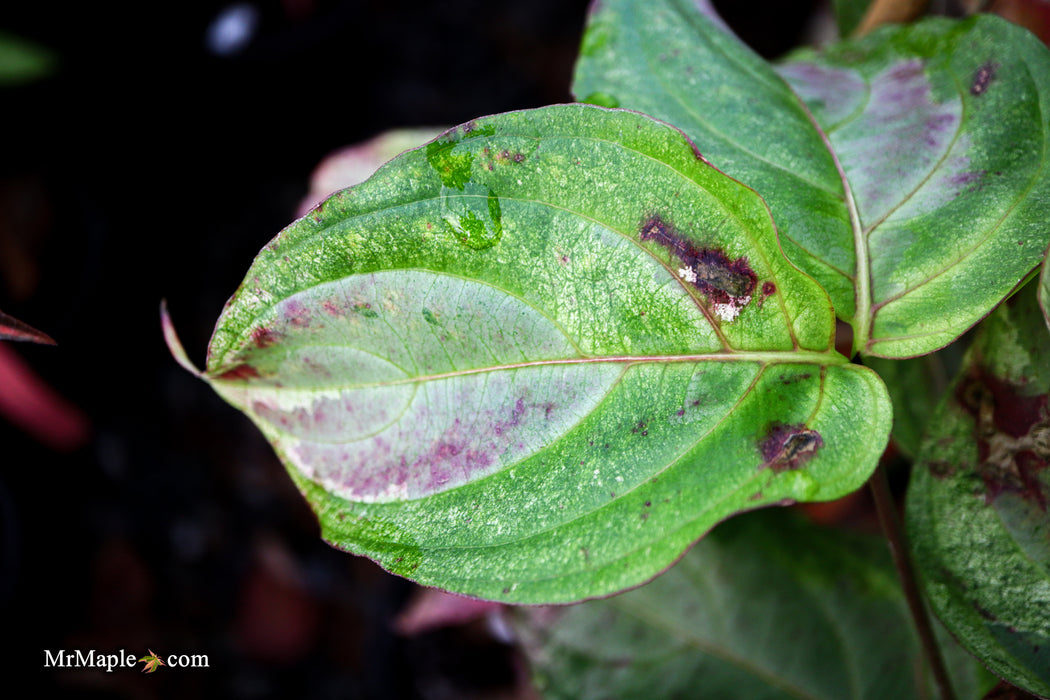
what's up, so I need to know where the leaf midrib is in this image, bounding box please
[787,84,868,355]
[213,349,845,391]
[869,60,1050,326]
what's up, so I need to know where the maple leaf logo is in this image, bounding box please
[138,650,165,674]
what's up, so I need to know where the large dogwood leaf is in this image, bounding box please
[907,284,1050,698]
[176,104,890,603]
[518,509,992,700]
[574,4,1050,358]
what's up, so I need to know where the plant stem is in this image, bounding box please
[869,465,956,700]
[855,0,930,36]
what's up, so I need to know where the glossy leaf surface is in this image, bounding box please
[574,4,1050,358]
[907,285,1050,697]
[519,509,992,700]
[191,105,891,603]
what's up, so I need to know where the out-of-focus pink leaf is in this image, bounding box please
[0,342,89,450]
[394,587,502,636]
[297,128,445,217]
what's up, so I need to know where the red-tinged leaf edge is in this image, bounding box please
[0,309,55,345]
[160,300,202,377]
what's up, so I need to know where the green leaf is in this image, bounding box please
[573,4,1050,358]
[906,283,1050,697]
[518,508,993,700]
[1039,257,1050,333]
[833,0,873,37]
[0,31,56,86]
[186,104,891,603]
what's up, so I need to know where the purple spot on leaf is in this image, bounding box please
[778,373,811,385]
[251,326,281,349]
[215,365,260,381]
[322,300,346,317]
[971,61,997,96]
[639,214,756,314]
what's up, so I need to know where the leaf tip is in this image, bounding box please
[0,309,56,345]
[160,300,202,378]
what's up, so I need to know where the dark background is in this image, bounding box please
[0,1,816,697]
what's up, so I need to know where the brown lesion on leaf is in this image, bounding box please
[496,148,526,164]
[251,326,282,349]
[758,281,776,307]
[480,146,528,171]
[639,214,758,317]
[957,367,1050,509]
[322,299,346,317]
[214,364,261,382]
[970,61,998,96]
[760,423,823,473]
[927,460,956,479]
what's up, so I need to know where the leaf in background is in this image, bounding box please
[179,104,891,603]
[833,0,874,38]
[1040,257,1050,333]
[517,509,992,700]
[0,308,55,345]
[864,344,964,458]
[907,283,1050,698]
[574,3,1050,358]
[298,127,446,216]
[0,342,89,451]
[0,30,56,86]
